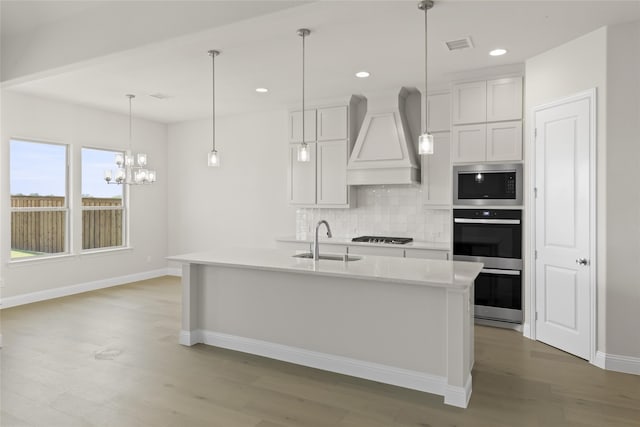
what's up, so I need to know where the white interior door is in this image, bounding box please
[534,91,594,360]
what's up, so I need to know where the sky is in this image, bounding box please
[10,140,123,199]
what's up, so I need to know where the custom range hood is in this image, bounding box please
[347,87,421,185]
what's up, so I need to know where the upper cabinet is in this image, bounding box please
[287,97,365,208]
[317,106,348,141]
[451,76,523,163]
[426,92,451,132]
[486,78,523,122]
[452,77,522,125]
[452,81,487,125]
[289,109,317,143]
[422,132,451,207]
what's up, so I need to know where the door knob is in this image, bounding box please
[576,258,589,266]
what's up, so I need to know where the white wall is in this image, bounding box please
[0,91,169,300]
[604,21,640,359]
[525,27,608,351]
[167,109,295,260]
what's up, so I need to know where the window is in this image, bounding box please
[10,140,69,259]
[81,148,126,250]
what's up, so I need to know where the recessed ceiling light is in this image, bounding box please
[255,87,269,93]
[355,71,370,78]
[489,48,507,57]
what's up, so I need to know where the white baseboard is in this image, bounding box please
[0,268,173,309]
[166,267,182,277]
[594,351,640,376]
[181,329,470,408]
[445,374,472,408]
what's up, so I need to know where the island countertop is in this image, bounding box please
[167,247,482,289]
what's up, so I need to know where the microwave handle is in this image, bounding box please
[454,218,521,225]
[480,268,521,276]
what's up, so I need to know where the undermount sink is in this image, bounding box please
[293,253,362,262]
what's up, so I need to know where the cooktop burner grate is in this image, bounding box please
[351,236,413,245]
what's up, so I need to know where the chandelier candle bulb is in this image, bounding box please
[104,169,112,182]
[137,153,147,167]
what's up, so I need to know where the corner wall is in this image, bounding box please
[604,21,640,360]
[0,91,169,301]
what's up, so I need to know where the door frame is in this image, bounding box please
[526,88,597,363]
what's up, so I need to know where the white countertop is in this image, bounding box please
[276,236,451,251]
[168,247,481,289]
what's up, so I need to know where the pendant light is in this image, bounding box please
[296,28,311,163]
[418,0,435,155]
[104,94,156,185]
[207,49,221,167]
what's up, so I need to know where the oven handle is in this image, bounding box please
[454,218,521,225]
[480,268,521,276]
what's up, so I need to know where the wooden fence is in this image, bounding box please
[11,196,123,254]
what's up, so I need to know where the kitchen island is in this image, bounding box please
[168,247,482,408]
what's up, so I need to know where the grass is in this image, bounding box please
[10,249,39,259]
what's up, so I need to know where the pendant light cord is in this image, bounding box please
[302,31,306,145]
[129,95,132,150]
[424,3,428,134]
[212,52,216,152]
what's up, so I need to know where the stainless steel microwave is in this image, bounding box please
[453,163,523,206]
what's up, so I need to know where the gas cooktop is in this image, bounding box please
[351,236,413,245]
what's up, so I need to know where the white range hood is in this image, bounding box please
[347,87,421,185]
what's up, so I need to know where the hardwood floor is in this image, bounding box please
[1,276,638,426]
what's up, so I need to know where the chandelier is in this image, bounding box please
[104,94,157,185]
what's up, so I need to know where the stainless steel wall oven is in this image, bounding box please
[453,209,523,324]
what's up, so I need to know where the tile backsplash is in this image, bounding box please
[295,185,450,243]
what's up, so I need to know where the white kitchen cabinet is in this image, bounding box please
[452,81,487,125]
[288,143,317,205]
[452,124,487,163]
[486,121,522,161]
[422,132,451,207]
[426,92,451,132]
[317,140,349,206]
[486,77,523,122]
[405,248,450,260]
[317,106,348,141]
[452,77,522,125]
[289,109,317,143]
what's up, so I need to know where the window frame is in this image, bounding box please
[9,138,70,261]
[80,146,128,253]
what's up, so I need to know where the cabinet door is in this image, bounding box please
[289,110,317,143]
[404,248,450,260]
[348,246,405,257]
[426,92,451,132]
[452,124,487,163]
[317,140,348,205]
[317,106,348,141]
[452,81,487,125]
[422,132,451,206]
[289,143,316,205]
[486,121,523,161]
[486,77,522,122]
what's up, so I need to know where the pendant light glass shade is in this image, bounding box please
[208,149,220,167]
[207,50,221,167]
[418,0,434,156]
[418,133,434,155]
[296,28,311,163]
[297,143,310,162]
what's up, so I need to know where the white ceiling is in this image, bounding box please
[3,0,640,123]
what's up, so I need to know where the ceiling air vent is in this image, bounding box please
[445,37,474,51]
